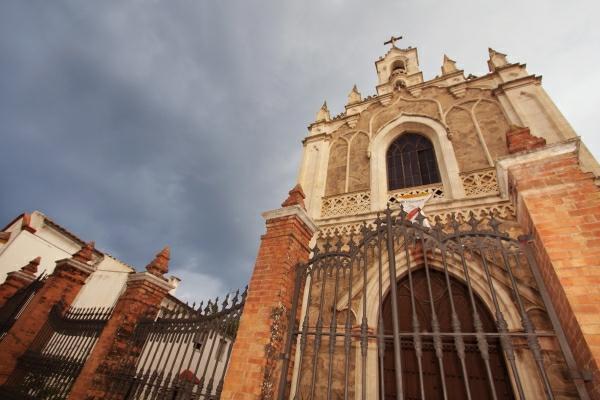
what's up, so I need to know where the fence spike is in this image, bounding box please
[489,211,501,233]
[223,294,230,310]
[467,210,478,231]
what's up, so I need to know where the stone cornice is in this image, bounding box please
[495,138,580,198]
[6,270,36,283]
[307,94,387,131]
[492,75,542,95]
[54,258,96,276]
[302,132,329,145]
[127,271,174,292]
[262,205,319,234]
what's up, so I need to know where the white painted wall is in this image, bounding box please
[0,211,133,308]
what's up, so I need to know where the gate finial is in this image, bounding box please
[72,241,95,263]
[146,246,170,277]
[281,184,306,209]
[20,256,41,276]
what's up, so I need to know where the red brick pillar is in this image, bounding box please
[502,140,600,397]
[0,256,40,309]
[221,185,317,400]
[67,247,174,400]
[0,242,96,384]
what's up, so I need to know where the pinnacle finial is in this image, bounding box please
[315,101,331,122]
[20,256,41,276]
[146,246,170,277]
[487,47,508,72]
[21,213,36,233]
[347,85,362,105]
[281,184,306,209]
[441,54,458,75]
[72,241,95,263]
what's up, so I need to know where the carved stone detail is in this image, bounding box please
[460,168,499,197]
[321,191,371,218]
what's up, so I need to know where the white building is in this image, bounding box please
[0,211,180,308]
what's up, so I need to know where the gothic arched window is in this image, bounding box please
[386,133,441,190]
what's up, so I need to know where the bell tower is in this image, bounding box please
[375,36,423,95]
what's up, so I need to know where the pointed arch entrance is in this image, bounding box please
[381,268,514,399]
[276,208,591,400]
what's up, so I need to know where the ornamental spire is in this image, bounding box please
[441,54,458,75]
[20,256,41,276]
[315,101,330,122]
[146,246,170,277]
[281,184,306,209]
[72,241,95,263]
[346,85,362,105]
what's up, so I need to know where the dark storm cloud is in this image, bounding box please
[1,0,599,301]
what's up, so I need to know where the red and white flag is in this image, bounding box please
[390,191,432,226]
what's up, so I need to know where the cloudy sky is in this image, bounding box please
[1,1,598,302]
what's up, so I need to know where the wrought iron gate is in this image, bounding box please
[104,288,246,400]
[0,303,113,399]
[277,207,590,400]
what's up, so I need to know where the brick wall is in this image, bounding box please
[508,150,600,398]
[220,197,316,400]
[0,257,39,309]
[0,245,95,385]
[506,126,546,154]
[68,248,172,400]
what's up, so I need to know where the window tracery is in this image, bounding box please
[386,133,441,191]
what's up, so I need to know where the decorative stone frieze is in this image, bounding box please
[460,168,500,197]
[321,190,371,218]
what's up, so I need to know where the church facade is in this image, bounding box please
[1,41,600,400]
[222,42,600,400]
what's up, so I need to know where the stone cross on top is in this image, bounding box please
[384,35,403,48]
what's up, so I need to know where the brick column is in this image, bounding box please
[500,140,600,398]
[221,185,317,400]
[67,247,174,400]
[0,242,96,384]
[0,256,40,309]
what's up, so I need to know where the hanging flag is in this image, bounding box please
[389,191,432,226]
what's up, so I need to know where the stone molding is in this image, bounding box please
[262,205,319,234]
[6,270,36,284]
[127,272,174,292]
[54,257,96,276]
[496,138,579,198]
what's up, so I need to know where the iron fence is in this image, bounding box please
[277,207,590,400]
[104,288,247,400]
[0,303,113,399]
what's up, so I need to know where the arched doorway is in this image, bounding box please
[381,268,515,399]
